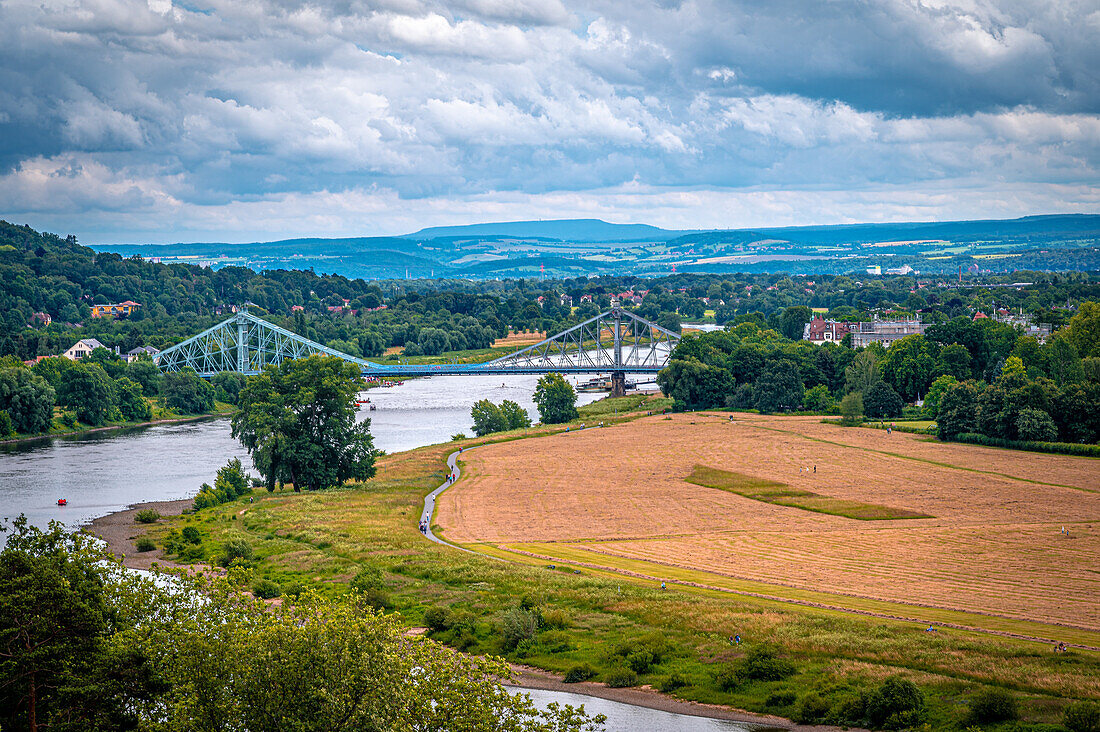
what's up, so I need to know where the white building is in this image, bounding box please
[63,338,106,360]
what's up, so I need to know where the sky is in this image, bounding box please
[1,0,1098,244]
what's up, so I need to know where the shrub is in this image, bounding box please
[135,537,156,552]
[253,578,281,599]
[864,677,926,730]
[351,565,384,593]
[1064,701,1100,732]
[952,432,1100,457]
[542,607,570,629]
[967,687,1018,724]
[134,508,160,524]
[626,649,656,674]
[423,606,451,633]
[794,692,830,724]
[451,433,467,441]
[657,673,687,692]
[282,581,305,599]
[839,391,863,425]
[563,663,596,683]
[738,645,795,681]
[714,664,741,692]
[765,690,797,708]
[501,607,540,651]
[181,526,202,544]
[224,538,254,562]
[604,668,637,688]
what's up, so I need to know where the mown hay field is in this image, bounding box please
[436,413,1100,630]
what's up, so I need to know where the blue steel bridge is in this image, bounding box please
[154,306,680,396]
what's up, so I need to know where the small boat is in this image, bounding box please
[57,498,67,506]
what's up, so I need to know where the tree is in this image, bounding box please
[935,343,972,380]
[470,399,506,436]
[0,518,159,732]
[801,384,834,413]
[937,380,983,440]
[1016,407,1058,442]
[233,355,376,492]
[211,372,248,405]
[778,305,813,340]
[844,347,882,395]
[114,376,151,422]
[656,311,682,334]
[533,373,578,424]
[1060,301,1100,358]
[161,370,215,414]
[839,391,863,425]
[863,381,904,419]
[923,374,958,419]
[754,361,804,414]
[500,400,531,430]
[0,368,55,434]
[126,358,163,396]
[57,363,114,425]
[880,334,937,401]
[658,357,735,410]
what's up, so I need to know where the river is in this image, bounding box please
[515,688,773,731]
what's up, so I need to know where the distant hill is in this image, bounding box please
[405,218,695,242]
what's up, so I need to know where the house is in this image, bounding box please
[125,345,160,363]
[29,312,52,327]
[849,319,927,348]
[63,338,107,360]
[802,318,851,345]
[90,300,140,319]
[579,294,593,304]
[290,305,305,312]
[973,312,989,321]
[560,294,573,308]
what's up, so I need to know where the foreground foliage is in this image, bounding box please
[0,517,604,732]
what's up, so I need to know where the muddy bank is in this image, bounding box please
[86,497,193,571]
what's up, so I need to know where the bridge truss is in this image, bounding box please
[156,306,680,394]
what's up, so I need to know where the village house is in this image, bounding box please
[90,300,140,318]
[125,345,160,363]
[63,338,107,360]
[802,317,851,345]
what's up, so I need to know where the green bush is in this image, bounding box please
[738,645,795,681]
[135,537,156,552]
[223,538,254,563]
[626,649,656,674]
[714,664,741,692]
[282,581,305,599]
[541,607,570,629]
[134,508,160,524]
[423,606,451,633]
[794,692,830,724]
[864,677,926,730]
[604,668,638,688]
[967,687,1019,724]
[253,578,281,599]
[765,690,797,709]
[563,663,596,683]
[181,526,202,544]
[657,672,687,692]
[501,607,540,651]
[952,432,1100,457]
[351,565,384,593]
[1064,701,1100,732]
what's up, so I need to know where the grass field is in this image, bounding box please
[437,413,1100,630]
[143,403,1100,729]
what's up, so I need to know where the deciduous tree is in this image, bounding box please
[533,373,578,424]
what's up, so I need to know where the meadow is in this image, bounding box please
[137,402,1100,729]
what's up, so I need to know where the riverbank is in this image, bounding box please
[87,497,194,571]
[0,408,235,447]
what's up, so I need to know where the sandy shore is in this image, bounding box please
[86,497,193,571]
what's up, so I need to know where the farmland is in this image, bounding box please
[437,413,1100,631]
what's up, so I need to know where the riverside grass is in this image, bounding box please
[143,402,1099,730]
[685,464,932,520]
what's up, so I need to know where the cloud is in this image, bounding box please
[0,0,1096,243]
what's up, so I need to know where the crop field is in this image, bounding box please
[436,413,1100,631]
